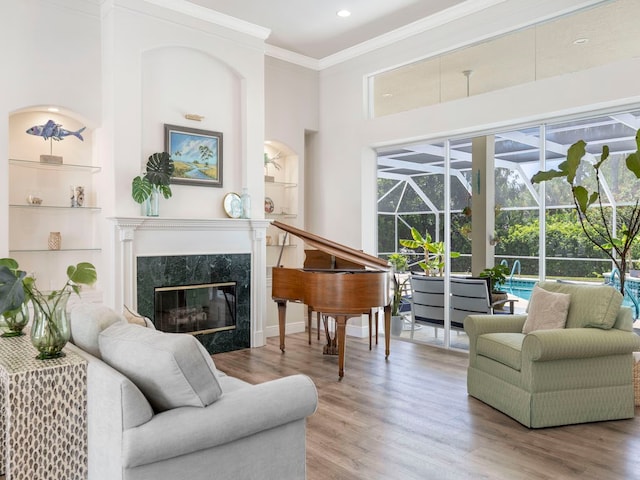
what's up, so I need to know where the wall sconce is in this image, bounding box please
[489,234,499,246]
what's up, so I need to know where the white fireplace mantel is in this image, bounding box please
[108,216,271,347]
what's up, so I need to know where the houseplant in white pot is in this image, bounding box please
[388,252,409,336]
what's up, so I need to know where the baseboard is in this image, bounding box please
[264,321,371,339]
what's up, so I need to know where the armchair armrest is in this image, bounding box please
[123,374,318,468]
[464,314,527,338]
[465,314,527,360]
[523,328,640,362]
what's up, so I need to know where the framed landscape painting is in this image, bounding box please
[164,124,223,187]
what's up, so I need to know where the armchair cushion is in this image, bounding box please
[476,332,524,370]
[99,323,223,412]
[522,285,570,334]
[537,281,622,329]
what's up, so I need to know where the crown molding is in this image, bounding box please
[264,45,321,71]
[317,0,508,69]
[141,0,271,40]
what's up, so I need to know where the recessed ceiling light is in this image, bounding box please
[337,9,351,18]
[573,38,589,45]
[382,93,393,98]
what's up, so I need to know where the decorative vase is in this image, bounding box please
[1,302,29,337]
[48,231,61,250]
[30,291,71,359]
[144,187,160,217]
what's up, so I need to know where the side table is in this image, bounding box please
[0,333,87,479]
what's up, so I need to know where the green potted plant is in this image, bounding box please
[0,258,97,359]
[388,252,409,336]
[479,264,510,308]
[479,264,509,294]
[400,227,460,276]
[131,152,175,216]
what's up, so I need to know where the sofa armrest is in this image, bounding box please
[123,374,318,468]
[523,328,640,362]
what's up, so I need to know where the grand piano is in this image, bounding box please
[271,220,391,378]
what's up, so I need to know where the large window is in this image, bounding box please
[370,0,640,118]
[377,108,640,349]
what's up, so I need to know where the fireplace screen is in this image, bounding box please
[154,282,236,334]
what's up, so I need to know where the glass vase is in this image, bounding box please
[144,187,160,217]
[1,302,29,337]
[30,291,71,360]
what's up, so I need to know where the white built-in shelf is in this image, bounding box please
[264,179,297,188]
[9,204,101,211]
[9,158,101,173]
[9,248,102,253]
[266,213,297,219]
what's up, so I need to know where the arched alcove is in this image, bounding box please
[7,106,102,298]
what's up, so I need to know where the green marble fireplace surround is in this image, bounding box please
[136,254,251,354]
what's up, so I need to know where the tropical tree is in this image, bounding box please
[531,129,640,294]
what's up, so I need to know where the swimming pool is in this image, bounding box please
[506,276,639,316]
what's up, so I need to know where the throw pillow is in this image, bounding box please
[536,281,622,329]
[123,305,150,327]
[69,303,126,358]
[522,285,571,334]
[98,322,223,412]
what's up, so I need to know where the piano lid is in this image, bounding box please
[271,220,390,271]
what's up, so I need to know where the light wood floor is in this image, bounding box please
[213,332,640,480]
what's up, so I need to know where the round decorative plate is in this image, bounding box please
[223,192,242,218]
[264,196,275,214]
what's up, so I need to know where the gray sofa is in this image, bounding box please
[68,303,318,480]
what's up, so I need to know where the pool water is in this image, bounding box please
[506,277,639,316]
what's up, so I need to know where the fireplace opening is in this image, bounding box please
[154,282,237,335]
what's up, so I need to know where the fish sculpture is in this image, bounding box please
[26,119,85,141]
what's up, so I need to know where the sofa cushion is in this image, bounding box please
[522,285,571,334]
[99,323,223,412]
[477,332,525,371]
[70,303,126,359]
[537,281,622,329]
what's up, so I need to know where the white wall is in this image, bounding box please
[312,0,640,255]
[0,0,102,256]
[1,0,269,313]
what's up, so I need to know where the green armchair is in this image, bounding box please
[464,281,640,428]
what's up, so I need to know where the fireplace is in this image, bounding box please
[137,253,251,354]
[154,282,237,335]
[109,217,270,352]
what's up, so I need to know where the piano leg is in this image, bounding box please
[277,300,287,353]
[307,306,313,345]
[384,304,391,359]
[335,315,347,378]
[322,315,338,355]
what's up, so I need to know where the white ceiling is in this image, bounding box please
[188,0,467,59]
